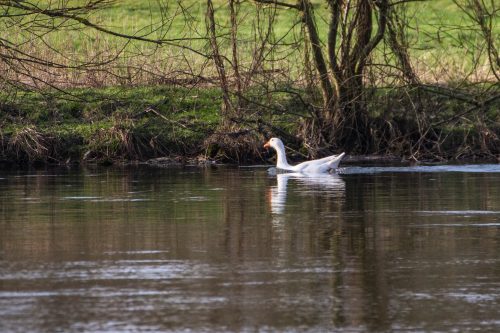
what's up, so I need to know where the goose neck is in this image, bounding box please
[275,145,290,169]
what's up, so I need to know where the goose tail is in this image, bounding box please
[326,152,346,170]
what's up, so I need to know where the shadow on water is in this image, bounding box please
[0,164,500,332]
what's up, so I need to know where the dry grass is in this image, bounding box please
[1,0,497,90]
[8,126,49,161]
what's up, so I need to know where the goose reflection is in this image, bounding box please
[267,169,346,215]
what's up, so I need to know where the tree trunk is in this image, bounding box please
[386,6,420,85]
[254,0,389,152]
[229,0,244,113]
[206,0,232,120]
[299,0,335,122]
[333,0,388,151]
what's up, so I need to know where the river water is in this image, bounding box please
[1,164,500,332]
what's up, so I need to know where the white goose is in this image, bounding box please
[263,137,345,174]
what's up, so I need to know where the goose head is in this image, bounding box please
[264,138,291,170]
[263,137,285,152]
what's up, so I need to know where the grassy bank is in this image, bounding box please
[0,85,307,165]
[0,86,225,164]
[1,84,498,165]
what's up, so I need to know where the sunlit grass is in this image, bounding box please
[2,0,497,87]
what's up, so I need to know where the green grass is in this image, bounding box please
[0,81,317,163]
[1,1,498,163]
[1,82,498,163]
[5,0,496,87]
[0,85,226,162]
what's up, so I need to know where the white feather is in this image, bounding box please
[264,138,345,174]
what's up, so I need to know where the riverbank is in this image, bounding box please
[1,85,499,166]
[0,86,220,165]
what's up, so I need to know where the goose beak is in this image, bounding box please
[263,141,271,149]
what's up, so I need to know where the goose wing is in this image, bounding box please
[292,153,345,173]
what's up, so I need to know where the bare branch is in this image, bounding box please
[252,0,300,10]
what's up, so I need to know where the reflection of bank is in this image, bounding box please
[267,170,346,215]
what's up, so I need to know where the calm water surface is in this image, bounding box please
[1,164,500,332]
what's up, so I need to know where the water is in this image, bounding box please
[1,164,500,332]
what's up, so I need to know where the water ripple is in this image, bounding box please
[416,210,500,216]
[340,164,500,174]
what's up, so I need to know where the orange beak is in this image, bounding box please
[263,140,271,149]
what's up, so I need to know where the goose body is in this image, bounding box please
[264,138,345,174]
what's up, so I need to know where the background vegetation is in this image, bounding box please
[0,0,499,164]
